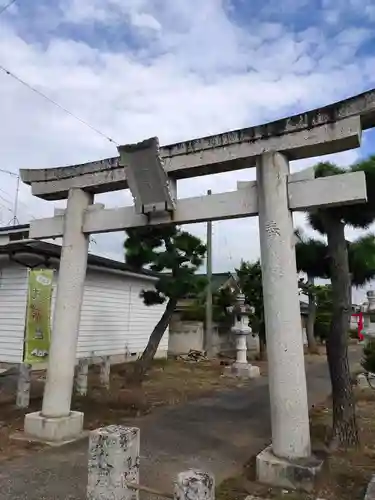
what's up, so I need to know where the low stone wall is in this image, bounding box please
[168,321,205,354]
[168,319,260,356]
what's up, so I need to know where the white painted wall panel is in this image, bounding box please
[0,262,28,363]
[127,279,169,355]
[51,267,168,359]
[0,259,168,364]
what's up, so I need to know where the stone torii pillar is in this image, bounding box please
[255,153,319,490]
[24,188,93,442]
[258,153,310,458]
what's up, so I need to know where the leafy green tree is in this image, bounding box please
[236,260,266,359]
[179,281,236,326]
[296,230,329,353]
[314,284,334,344]
[296,230,375,353]
[124,225,206,382]
[212,287,237,326]
[307,156,375,449]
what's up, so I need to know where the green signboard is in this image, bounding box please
[24,269,54,364]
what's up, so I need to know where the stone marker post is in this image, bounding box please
[75,358,89,396]
[16,363,31,409]
[100,356,110,390]
[87,425,140,500]
[174,470,215,500]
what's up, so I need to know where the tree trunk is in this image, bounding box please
[131,298,177,384]
[258,324,267,361]
[306,275,319,354]
[322,212,359,449]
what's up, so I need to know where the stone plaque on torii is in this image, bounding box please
[19,89,375,490]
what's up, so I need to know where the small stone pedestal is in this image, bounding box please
[224,294,260,379]
[75,358,89,396]
[225,362,260,378]
[87,425,140,500]
[256,446,323,492]
[174,470,215,500]
[357,372,375,389]
[22,411,85,445]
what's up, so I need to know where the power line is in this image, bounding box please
[0,64,119,146]
[0,167,18,177]
[0,171,43,223]
[0,186,12,202]
[0,192,11,205]
[0,0,17,16]
[0,182,38,222]
[0,202,13,214]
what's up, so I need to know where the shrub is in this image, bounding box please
[315,311,331,343]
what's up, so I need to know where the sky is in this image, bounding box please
[1,0,375,302]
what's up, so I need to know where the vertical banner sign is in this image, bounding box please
[24,269,54,364]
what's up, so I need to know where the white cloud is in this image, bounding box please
[0,0,374,290]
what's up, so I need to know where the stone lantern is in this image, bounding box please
[361,290,375,343]
[224,293,260,379]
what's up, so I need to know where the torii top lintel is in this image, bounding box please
[20,88,375,201]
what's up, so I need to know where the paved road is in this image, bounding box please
[0,349,360,499]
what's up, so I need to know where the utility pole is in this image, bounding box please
[12,175,20,226]
[0,169,20,226]
[205,189,213,357]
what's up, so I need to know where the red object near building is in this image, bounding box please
[352,312,364,341]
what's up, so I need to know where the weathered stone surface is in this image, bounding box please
[16,363,31,409]
[365,474,375,500]
[224,362,260,379]
[256,445,323,493]
[28,171,367,241]
[357,373,375,389]
[87,425,140,500]
[174,470,215,500]
[41,188,93,419]
[99,356,110,390]
[21,87,375,192]
[257,153,311,460]
[23,410,84,443]
[75,358,89,396]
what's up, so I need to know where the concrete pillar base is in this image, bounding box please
[357,372,375,389]
[22,411,85,444]
[365,474,375,500]
[224,362,260,379]
[256,445,323,492]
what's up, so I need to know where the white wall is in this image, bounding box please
[0,258,168,364]
[0,261,28,363]
[52,266,168,360]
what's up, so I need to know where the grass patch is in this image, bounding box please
[0,358,246,462]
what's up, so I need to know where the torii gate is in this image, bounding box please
[20,89,375,489]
